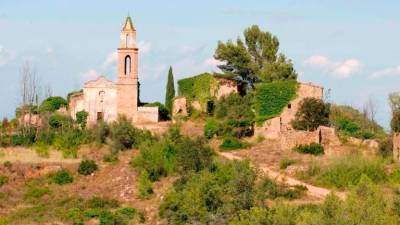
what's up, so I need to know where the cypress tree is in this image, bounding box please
[165,66,175,114]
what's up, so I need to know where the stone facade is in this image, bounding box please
[393,133,400,161]
[215,77,238,99]
[68,17,158,126]
[172,97,188,117]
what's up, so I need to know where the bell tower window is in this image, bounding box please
[124,55,131,75]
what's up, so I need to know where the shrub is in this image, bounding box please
[39,96,68,113]
[78,160,98,176]
[87,197,119,209]
[0,135,12,147]
[48,114,73,129]
[76,111,89,128]
[49,169,74,185]
[253,80,298,122]
[138,171,153,199]
[219,137,244,150]
[24,186,51,200]
[3,161,12,169]
[294,143,324,156]
[379,137,393,158]
[392,110,400,133]
[33,142,50,157]
[53,129,91,158]
[280,158,296,169]
[292,97,330,131]
[103,153,118,163]
[0,175,8,187]
[204,118,219,139]
[175,137,214,174]
[317,156,387,189]
[93,122,110,146]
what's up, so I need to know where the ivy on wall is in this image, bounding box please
[253,80,298,122]
[177,73,218,105]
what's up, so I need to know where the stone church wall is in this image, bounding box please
[137,107,159,123]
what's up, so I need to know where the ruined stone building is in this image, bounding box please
[69,17,158,126]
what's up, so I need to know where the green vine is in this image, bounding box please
[177,73,218,105]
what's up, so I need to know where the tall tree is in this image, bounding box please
[165,66,175,114]
[214,25,297,83]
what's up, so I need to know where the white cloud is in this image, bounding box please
[0,45,16,66]
[138,41,152,54]
[103,51,118,68]
[82,69,99,80]
[46,48,54,54]
[303,55,361,78]
[370,65,400,79]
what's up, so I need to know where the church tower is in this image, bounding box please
[116,16,139,121]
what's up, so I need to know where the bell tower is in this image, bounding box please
[116,16,139,121]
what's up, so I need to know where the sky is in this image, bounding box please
[0,0,400,129]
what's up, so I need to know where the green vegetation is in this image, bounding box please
[297,155,387,190]
[292,97,330,131]
[214,25,297,84]
[219,137,247,150]
[39,96,68,113]
[294,143,324,156]
[48,170,74,185]
[0,175,8,187]
[178,73,217,105]
[138,171,153,199]
[253,80,298,122]
[48,114,73,129]
[53,128,92,158]
[76,110,88,128]
[165,66,175,115]
[279,158,296,170]
[78,160,98,176]
[32,141,50,157]
[330,104,386,139]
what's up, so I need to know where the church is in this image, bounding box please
[68,17,159,126]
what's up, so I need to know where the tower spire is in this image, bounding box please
[123,16,135,31]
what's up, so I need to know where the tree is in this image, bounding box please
[165,66,175,115]
[391,110,400,132]
[389,92,400,113]
[214,25,297,84]
[292,97,330,131]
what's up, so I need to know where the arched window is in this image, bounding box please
[124,55,131,75]
[126,34,130,47]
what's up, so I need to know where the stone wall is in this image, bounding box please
[172,97,188,117]
[393,133,400,161]
[136,106,159,123]
[69,93,84,120]
[280,82,324,128]
[215,77,238,99]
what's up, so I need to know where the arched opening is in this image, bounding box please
[124,55,131,75]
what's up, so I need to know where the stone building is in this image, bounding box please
[69,17,158,126]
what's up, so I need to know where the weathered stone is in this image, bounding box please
[393,133,400,161]
[172,97,188,117]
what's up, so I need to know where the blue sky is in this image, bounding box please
[0,0,399,129]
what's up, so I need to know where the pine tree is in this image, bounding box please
[165,66,175,115]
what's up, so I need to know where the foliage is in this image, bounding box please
[87,197,119,209]
[103,153,119,163]
[49,169,74,185]
[165,66,175,115]
[294,143,324,156]
[48,114,73,129]
[257,176,307,201]
[0,175,8,187]
[392,110,400,133]
[214,25,297,83]
[76,110,89,128]
[253,80,298,122]
[67,89,83,104]
[92,122,110,146]
[292,97,330,131]
[138,171,153,199]
[178,73,218,104]
[330,104,386,139]
[110,117,155,151]
[379,137,393,158]
[280,158,296,170]
[310,156,387,189]
[53,128,92,158]
[219,137,245,150]
[39,96,68,113]
[160,160,257,224]
[33,141,50,157]
[205,93,255,138]
[144,102,169,121]
[78,160,98,176]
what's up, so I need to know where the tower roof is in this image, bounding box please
[122,16,135,31]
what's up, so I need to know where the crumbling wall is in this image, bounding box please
[172,97,188,117]
[136,106,159,123]
[215,77,238,99]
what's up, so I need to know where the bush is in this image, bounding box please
[219,137,244,150]
[86,197,119,209]
[138,171,153,199]
[103,153,118,163]
[53,129,92,158]
[78,160,98,176]
[48,114,73,129]
[317,156,387,189]
[39,96,68,113]
[294,143,324,156]
[392,110,400,133]
[253,80,298,122]
[175,137,214,174]
[92,122,110,146]
[76,111,88,128]
[280,158,296,169]
[292,97,330,131]
[379,137,393,158]
[32,142,50,157]
[204,119,219,139]
[0,175,8,187]
[3,160,12,169]
[49,170,74,185]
